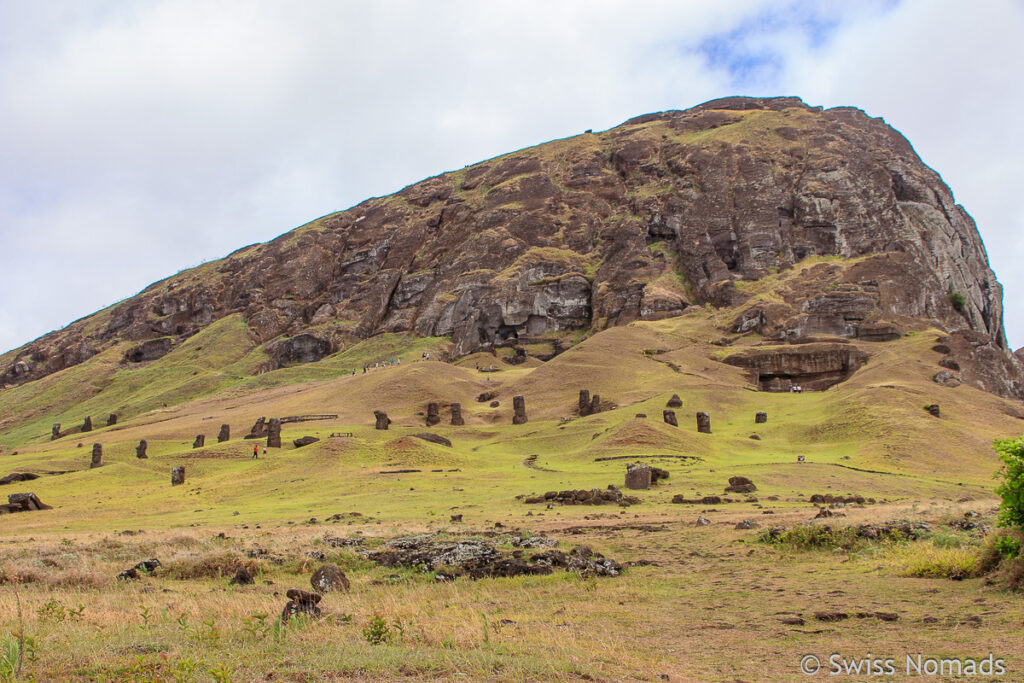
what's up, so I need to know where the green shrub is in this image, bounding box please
[760,524,862,551]
[994,437,1024,529]
[888,542,977,579]
[362,613,392,645]
[948,291,966,311]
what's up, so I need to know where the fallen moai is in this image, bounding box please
[281,589,322,623]
[293,436,320,448]
[724,476,756,493]
[0,492,53,514]
[0,472,39,486]
[523,485,640,506]
[412,433,452,447]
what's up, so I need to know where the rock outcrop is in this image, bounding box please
[3,96,1020,398]
[724,343,868,392]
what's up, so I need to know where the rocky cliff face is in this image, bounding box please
[3,96,1021,398]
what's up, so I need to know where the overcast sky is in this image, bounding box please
[1,0,1022,355]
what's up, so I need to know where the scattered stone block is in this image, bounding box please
[90,444,103,468]
[625,464,652,490]
[663,409,678,427]
[193,435,205,449]
[136,440,148,459]
[755,411,767,424]
[171,466,185,486]
[374,410,391,430]
[310,564,350,593]
[696,411,711,433]
[666,394,683,408]
[450,403,464,426]
[512,395,527,424]
[267,418,282,448]
[635,413,647,418]
[695,515,710,526]
[231,567,254,585]
[217,424,230,442]
[426,402,441,426]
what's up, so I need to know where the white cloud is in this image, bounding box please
[0,0,1021,354]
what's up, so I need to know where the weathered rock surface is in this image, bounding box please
[724,343,868,392]
[281,589,322,622]
[3,96,1020,399]
[0,472,39,486]
[118,558,161,580]
[310,564,350,593]
[293,436,320,448]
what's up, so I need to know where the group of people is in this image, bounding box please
[789,384,804,393]
[360,358,401,374]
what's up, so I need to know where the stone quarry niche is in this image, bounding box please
[722,343,868,392]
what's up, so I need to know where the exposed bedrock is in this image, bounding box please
[723,343,869,392]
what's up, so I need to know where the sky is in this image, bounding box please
[1,0,1022,355]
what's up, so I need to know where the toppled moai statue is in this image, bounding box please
[374,410,391,430]
[246,417,267,439]
[755,411,768,424]
[136,440,148,459]
[925,404,941,417]
[426,402,440,427]
[625,464,652,490]
[82,416,93,433]
[663,409,678,427]
[2,493,52,513]
[512,395,528,425]
[450,403,465,426]
[193,435,204,449]
[293,436,319,448]
[107,413,117,427]
[281,588,322,623]
[171,466,185,486]
[696,412,712,434]
[51,423,61,441]
[724,476,757,493]
[267,418,282,448]
[90,444,103,468]
[217,424,230,442]
[666,394,683,408]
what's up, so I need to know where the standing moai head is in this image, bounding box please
[512,395,527,425]
[217,424,230,442]
[247,417,267,439]
[579,389,591,416]
[107,413,117,427]
[590,394,601,415]
[193,435,205,449]
[696,411,712,434]
[426,402,440,427]
[450,403,464,426]
[90,443,103,468]
[625,463,652,490]
[663,409,678,427]
[51,423,61,441]
[136,439,148,459]
[82,416,93,433]
[755,411,768,424]
[171,466,185,486]
[926,404,941,417]
[667,394,683,408]
[267,418,282,448]
[373,410,391,430]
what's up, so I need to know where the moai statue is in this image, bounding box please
[755,411,768,424]
[579,389,591,416]
[667,394,683,408]
[217,424,230,442]
[90,443,103,468]
[82,416,93,433]
[246,417,267,439]
[171,466,185,486]
[450,403,465,426]
[663,409,678,427]
[426,402,440,427]
[590,394,601,415]
[136,440,148,459]
[625,464,652,490]
[51,423,61,441]
[107,413,117,427]
[267,418,282,448]
[193,435,205,449]
[373,411,391,430]
[696,411,712,434]
[926,404,941,417]
[512,395,527,425]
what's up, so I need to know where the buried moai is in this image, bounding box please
[925,404,941,418]
[107,413,117,427]
[512,395,528,425]
[193,435,205,449]
[755,411,768,424]
[373,411,391,430]
[136,440,148,459]
[450,403,465,426]
[625,463,652,490]
[171,466,185,486]
[696,412,712,434]
[666,394,683,408]
[82,416,93,433]
[267,418,282,448]
[90,444,103,468]
[217,424,230,442]
[426,402,441,427]
[51,423,61,441]
[579,389,601,416]
[663,409,678,427]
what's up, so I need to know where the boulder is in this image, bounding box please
[293,436,320,448]
[281,588,322,623]
[310,564,350,593]
[725,476,757,493]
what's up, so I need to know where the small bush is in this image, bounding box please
[993,436,1024,529]
[760,524,863,551]
[163,551,252,580]
[362,613,392,645]
[948,291,966,312]
[888,542,978,579]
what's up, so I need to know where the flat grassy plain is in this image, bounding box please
[1,306,1023,681]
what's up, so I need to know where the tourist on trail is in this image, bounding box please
[263,446,267,457]
[252,444,258,459]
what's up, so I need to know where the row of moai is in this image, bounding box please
[659,393,768,433]
[52,413,118,440]
[373,398,524,430]
[88,442,185,485]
